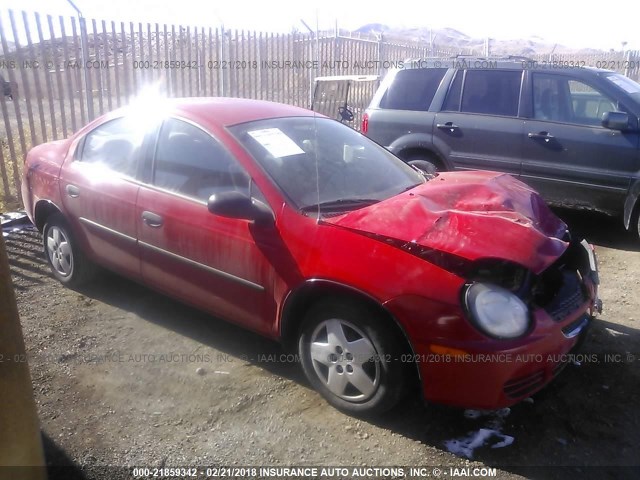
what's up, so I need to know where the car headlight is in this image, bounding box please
[465,283,530,339]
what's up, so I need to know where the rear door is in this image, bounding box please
[136,117,278,335]
[59,117,145,279]
[366,68,447,148]
[433,69,525,176]
[520,72,640,214]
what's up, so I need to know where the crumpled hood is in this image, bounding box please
[323,171,568,275]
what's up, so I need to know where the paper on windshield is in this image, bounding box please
[248,128,305,157]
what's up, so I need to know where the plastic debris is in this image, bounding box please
[445,428,514,459]
[445,408,514,458]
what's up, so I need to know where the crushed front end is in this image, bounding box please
[414,238,600,409]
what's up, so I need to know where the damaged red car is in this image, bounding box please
[22,98,600,415]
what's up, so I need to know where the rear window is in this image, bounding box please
[379,68,447,111]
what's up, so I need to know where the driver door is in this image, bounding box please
[521,72,639,213]
[136,117,277,335]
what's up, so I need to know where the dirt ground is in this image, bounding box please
[4,208,640,480]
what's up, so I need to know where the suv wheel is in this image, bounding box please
[406,153,443,177]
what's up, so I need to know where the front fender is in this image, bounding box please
[388,133,451,170]
[623,178,640,229]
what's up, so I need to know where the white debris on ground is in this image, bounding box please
[2,227,23,237]
[445,408,514,459]
[1,211,31,237]
[604,327,628,338]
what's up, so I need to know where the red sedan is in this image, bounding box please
[22,98,599,414]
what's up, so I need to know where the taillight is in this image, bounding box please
[361,113,369,134]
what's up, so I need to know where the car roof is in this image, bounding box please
[163,97,318,128]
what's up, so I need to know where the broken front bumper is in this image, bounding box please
[401,238,601,410]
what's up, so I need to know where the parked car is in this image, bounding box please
[311,74,380,128]
[363,58,640,236]
[22,98,600,414]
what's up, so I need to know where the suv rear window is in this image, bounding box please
[379,68,447,111]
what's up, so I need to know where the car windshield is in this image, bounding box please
[229,117,424,211]
[604,73,640,102]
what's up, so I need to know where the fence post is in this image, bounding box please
[219,26,227,97]
[376,34,381,73]
[80,17,95,120]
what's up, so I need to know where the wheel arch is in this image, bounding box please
[623,179,640,231]
[33,200,63,232]
[279,279,419,378]
[389,134,449,170]
[397,147,447,169]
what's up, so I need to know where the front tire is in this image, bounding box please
[43,213,95,287]
[298,299,406,415]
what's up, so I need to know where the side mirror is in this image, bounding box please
[601,111,630,131]
[207,191,274,226]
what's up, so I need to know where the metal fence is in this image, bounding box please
[529,51,640,80]
[1,7,639,210]
[0,9,477,208]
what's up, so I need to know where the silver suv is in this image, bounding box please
[363,57,640,236]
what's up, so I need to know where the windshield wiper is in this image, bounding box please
[300,198,380,212]
[400,182,423,193]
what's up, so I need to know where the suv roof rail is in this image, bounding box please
[402,55,534,68]
[452,54,533,61]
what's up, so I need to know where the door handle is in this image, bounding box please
[141,211,164,228]
[436,122,459,132]
[528,131,555,142]
[65,184,80,198]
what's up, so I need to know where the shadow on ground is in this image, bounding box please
[76,271,640,478]
[551,207,640,252]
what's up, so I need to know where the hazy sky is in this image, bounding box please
[2,0,639,51]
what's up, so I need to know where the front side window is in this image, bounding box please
[460,70,522,116]
[153,118,249,202]
[379,68,447,111]
[79,117,143,177]
[533,73,622,126]
[604,73,640,102]
[229,117,423,211]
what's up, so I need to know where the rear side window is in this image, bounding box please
[460,70,522,116]
[79,117,141,177]
[379,68,447,111]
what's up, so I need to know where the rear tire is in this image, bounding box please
[408,159,438,176]
[298,299,406,415]
[406,152,443,177]
[43,213,96,287]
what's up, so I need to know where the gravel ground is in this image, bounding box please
[5,208,640,480]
